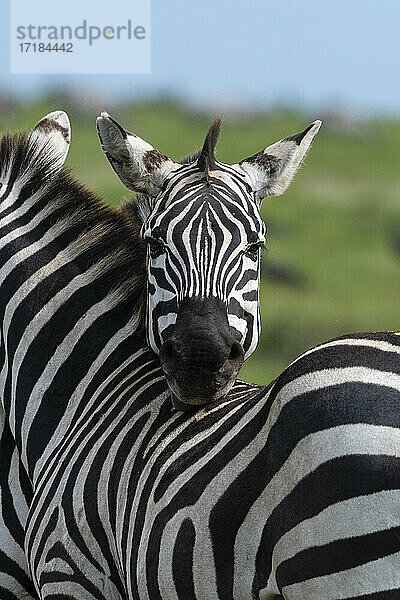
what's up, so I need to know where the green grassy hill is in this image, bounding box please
[2,98,399,384]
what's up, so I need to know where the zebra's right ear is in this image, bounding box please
[29,111,71,174]
[96,112,179,197]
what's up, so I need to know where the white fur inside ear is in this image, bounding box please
[96,112,178,196]
[238,120,322,201]
[29,110,71,173]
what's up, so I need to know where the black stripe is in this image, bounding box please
[253,454,400,595]
[173,519,196,600]
[276,524,400,588]
[271,341,400,400]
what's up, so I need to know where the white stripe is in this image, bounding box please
[283,550,400,599]
[233,423,400,597]
[0,186,50,228]
[0,169,33,213]
[289,336,400,368]
[272,489,400,570]
[8,444,30,527]
[274,367,400,435]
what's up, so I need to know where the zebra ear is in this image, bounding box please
[96,112,178,197]
[237,120,322,202]
[29,111,71,173]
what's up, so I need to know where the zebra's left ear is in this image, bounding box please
[96,112,179,197]
[29,111,71,174]
[237,120,322,203]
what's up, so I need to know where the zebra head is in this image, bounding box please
[96,114,321,409]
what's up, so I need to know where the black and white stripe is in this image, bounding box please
[261,331,400,598]
[1,113,399,599]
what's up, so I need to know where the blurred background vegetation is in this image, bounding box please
[1,96,400,384]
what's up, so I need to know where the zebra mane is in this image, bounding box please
[128,117,224,224]
[180,117,223,177]
[0,130,147,331]
[0,130,62,185]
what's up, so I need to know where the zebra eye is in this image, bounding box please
[147,238,164,259]
[245,243,262,261]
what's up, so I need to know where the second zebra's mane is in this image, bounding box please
[0,130,147,331]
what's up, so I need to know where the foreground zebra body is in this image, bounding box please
[0,112,399,600]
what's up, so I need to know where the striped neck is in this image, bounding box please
[0,130,149,481]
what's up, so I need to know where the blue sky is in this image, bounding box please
[1,0,400,114]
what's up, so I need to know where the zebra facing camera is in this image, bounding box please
[96,111,321,409]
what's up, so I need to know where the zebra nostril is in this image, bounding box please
[228,341,243,363]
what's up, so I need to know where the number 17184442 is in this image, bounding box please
[19,43,73,52]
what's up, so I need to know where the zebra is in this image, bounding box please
[0,110,399,600]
